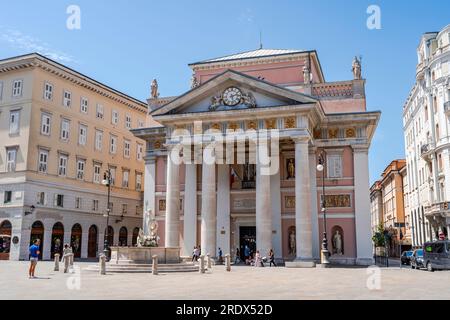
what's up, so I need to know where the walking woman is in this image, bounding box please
[269,249,277,267]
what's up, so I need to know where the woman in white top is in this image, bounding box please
[254,250,261,267]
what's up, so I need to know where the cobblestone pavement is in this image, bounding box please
[1,261,449,300]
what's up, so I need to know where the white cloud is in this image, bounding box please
[0,26,76,63]
[238,8,255,24]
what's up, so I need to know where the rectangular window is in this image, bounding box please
[80,97,88,113]
[12,80,23,97]
[125,114,132,129]
[4,191,12,204]
[6,148,17,172]
[77,159,85,180]
[112,110,119,125]
[124,140,131,158]
[55,194,64,208]
[95,130,103,150]
[78,124,87,145]
[58,154,68,176]
[136,173,142,191]
[110,135,117,154]
[63,90,71,107]
[44,82,53,100]
[93,164,101,184]
[122,204,127,214]
[38,149,49,173]
[92,200,99,211]
[327,154,343,178]
[37,192,45,205]
[41,113,51,135]
[96,104,104,119]
[9,110,20,135]
[122,170,129,188]
[108,202,114,214]
[109,167,116,186]
[0,81,3,100]
[138,120,144,128]
[60,119,70,141]
[75,197,82,209]
[136,143,143,161]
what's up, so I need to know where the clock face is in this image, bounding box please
[222,87,242,106]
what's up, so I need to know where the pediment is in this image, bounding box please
[151,70,317,116]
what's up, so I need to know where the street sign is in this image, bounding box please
[394,222,405,228]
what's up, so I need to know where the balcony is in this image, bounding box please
[424,201,450,216]
[421,143,433,161]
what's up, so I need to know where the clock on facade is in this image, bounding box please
[222,87,242,106]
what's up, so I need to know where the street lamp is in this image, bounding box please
[317,150,330,266]
[102,169,112,261]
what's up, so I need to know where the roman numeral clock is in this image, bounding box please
[209,86,257,111]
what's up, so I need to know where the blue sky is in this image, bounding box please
[1,0,449,183]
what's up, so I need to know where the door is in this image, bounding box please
[239,226,256,260]
[88,225,98,258]
[51,222,64,259]
[30,221,44,259]
[71,224,82,258]
[0,220,12,260]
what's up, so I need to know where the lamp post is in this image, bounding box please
[316,150,330,266]
[102,169,112,261]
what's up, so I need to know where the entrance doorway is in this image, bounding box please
[0,220,12,260]
[71,224,82,258]
[30,221,44,259]
[51,222,64,259]
[88,225,98,258]
[239,226,256,260]
[119,227,128,246]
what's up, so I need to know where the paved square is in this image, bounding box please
[1,261,450,300]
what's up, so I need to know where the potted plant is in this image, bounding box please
[372,224,386,256]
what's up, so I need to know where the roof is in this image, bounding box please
[189,48,308,65]
[0,52,148,108]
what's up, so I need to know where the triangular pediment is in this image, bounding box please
[151,70,317,116]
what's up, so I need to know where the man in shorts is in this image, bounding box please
[29,239,41,279]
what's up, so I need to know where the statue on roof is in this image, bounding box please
[190,73,199,89]
[352,56,362,80]
[303,65,311,84]
[150,79,159,99]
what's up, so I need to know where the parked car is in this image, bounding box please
[410,249,424,269]
[423,241,450,272]
[401,251,414,265]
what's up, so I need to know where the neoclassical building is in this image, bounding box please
[403,24,450,246]
[133,48,380,265]
[0,53,147,261]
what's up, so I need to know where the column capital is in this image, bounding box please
[352,144,369,153]
[291,135,310,144]
[144,155,156,164]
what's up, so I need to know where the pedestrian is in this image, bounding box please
[195,246,200,261]
[191,246,197,262]
[61,243,72,264]
[28,239,40,279]
[218,247,223,264]
[255,250,264,267]
[244,245,250,260]
[234,248,241,264]
[269,249,277,267]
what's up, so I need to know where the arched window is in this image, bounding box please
[119,227,128,247]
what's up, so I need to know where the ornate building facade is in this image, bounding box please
[403,25,450,247]
[133,48,380,265]
[0,53,147,261]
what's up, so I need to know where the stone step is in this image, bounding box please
[84,264,198,273]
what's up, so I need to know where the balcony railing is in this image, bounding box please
[424,201,450,215]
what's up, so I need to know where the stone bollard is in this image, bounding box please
[225,254,231,272]
[152,255,158,275]
[100,254,106,275]
[207,253,212,270]
[199,255,205,274]
[64,254,70,273]
[54,254,60,271]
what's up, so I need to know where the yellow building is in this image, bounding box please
[0,53,147,260]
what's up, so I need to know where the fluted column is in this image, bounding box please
[256,139,272,257]
[201,144,216,257]
[294,137,314,265]
[183,163,197,256]
[216,164,230,255]
[165,147,180,248]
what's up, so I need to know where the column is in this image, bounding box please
[201,145,216,257]
[353,146,374,265]
[98,231,105,253]
[294,137,314,265]
[256,139,272,257]
[270,164,282,259]
[183,163,197,256]
[144,156,156,223]
[81,228,89,259]
[217,164,230,255]
[165,147,181,248]
[309,149,320,260]
[42,221,53,260]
